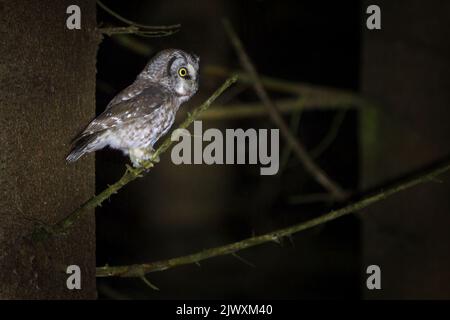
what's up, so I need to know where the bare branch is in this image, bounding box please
[96,159,450,277]
[222,19,347,200]
[97,0,180,37]
[98,26,178,37]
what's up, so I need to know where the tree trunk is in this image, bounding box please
[0,0,99,299]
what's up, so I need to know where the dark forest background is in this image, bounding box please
[95,0,450,299]
[96,0,362,299]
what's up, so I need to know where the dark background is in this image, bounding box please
[94,0,450,299]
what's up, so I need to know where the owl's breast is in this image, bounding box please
[145,106,177,147]
[105,100,179,151]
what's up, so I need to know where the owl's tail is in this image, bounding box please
[66,134,99,163]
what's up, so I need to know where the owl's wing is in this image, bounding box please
[75,84,170,142]
[104,80,146,109]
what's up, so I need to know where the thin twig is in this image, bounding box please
[280,110,303,172]
[97,0,180,37]
[111,35,154,57]
[98,26,177,37]
[96,159,450,277]
[97,0,180,30]
[284,110,347,172]
[222,19,347,200]
[140,276,160,291]
[30,76,238,241]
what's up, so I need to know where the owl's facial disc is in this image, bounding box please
[173,61,199,97]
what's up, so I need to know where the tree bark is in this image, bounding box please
[0,0,99,299]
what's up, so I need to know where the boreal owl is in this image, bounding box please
[66,49,200,167]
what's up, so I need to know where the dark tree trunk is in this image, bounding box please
[360,0,450,298]
[0,0,99,299]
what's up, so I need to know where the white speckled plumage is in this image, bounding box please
[67,49,200,167]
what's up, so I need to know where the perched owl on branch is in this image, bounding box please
[67,49,200,167]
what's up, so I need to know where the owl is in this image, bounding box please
[66,49,200,167]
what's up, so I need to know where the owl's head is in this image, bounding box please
[140,49,200,100]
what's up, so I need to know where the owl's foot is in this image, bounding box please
[146,147,160,163]
[129,147,159,168]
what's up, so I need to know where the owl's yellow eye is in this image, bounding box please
[178,67,188,77]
